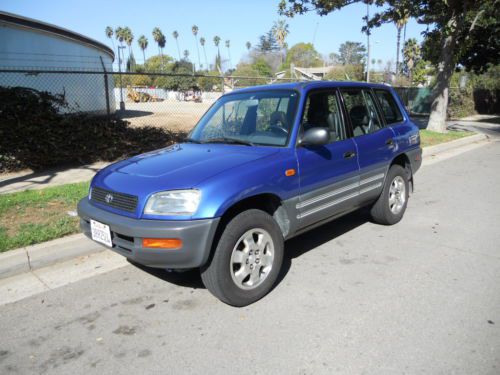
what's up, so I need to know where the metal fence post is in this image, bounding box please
[100,56,111,120]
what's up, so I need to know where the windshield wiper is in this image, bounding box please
[183,137,202,144]
[203,137,254,146]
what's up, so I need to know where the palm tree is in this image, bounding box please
[123,27,134,71]
[172,31,181,61]
[138,35,148,65]
[213,36,221,71]
[115,27,125,71]
[191,25,202,71]
[105,26,114,50]
[152,27,165,70]
[183,50,190,60]
[394,11,409,78]
[225,39,231,69]
[272,20,289,65]
[200,37,209,71]
[245,41,251,51]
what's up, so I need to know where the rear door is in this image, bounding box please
[296,88,360,228]
[339,87,397,204]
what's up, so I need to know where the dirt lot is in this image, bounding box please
[118,100,214,133]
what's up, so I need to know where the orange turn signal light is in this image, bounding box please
[285,168,296,177]
[142,238,182,249]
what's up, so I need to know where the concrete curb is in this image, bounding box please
[422,133,488,157]
[0,234,105,279]
[0,131,490,281]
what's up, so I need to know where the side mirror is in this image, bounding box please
[299,127,330,146]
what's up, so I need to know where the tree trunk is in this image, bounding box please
[427,16,459,133]
[395,26,401,79]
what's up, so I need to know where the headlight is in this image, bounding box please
[144,190,201,216]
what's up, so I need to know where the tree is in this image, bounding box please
[329,52,340,65]
[144,54,173,73]
[285,42,322,67]
[257,30,280,52]
[152,27,166,70]
[200,37,209,71]
[183,50,190,61]
[115,27,126,71]
[123,27,134,71]
[393,6,409,79]
[213,36,221,71]
[272,20,290,65]
[157,60,196,91]
[105,26,114,51]
[246,41,252,51]
[137,35,148,65]
[403,38,421,85]
[172,31,181,61]
[279,0,500,132]
[338,41,366,65]
[325,64,364,81]
[192,25,202,70]
[225,40,232,69]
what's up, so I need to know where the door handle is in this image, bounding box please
[386,138,395,147]
[343,151,356,159]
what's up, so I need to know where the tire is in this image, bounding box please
[370,164,409,225]
[200,209,284,307]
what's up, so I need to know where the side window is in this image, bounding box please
[341,88,382,136]
[374,89,403,124]
[301,90,346,142]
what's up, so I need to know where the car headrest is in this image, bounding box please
[350,105,369,125]
[270,111,287,127]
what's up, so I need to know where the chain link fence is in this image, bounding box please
[0,69,299,134]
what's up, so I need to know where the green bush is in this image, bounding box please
[448,88,476,118]
[0,87,186,172]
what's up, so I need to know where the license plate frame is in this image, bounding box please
[90,219,113,247]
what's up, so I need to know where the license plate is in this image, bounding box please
[90,219,112,247]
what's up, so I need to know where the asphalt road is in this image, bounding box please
[1,140,499,375]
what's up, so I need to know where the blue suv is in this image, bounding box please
[78,81,422,306]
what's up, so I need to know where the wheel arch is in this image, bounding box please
[389,152,413,191]
[202,193,291,271]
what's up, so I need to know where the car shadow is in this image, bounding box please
[130,209,369,291]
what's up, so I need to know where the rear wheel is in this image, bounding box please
[370,164,409,225]
[200,209,284,307]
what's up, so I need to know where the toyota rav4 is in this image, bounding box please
[78,81,422,306]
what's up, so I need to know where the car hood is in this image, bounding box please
[93,143,280,202]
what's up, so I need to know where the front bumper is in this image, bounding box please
[77,198,220,269]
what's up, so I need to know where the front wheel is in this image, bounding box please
[200,209,284,307]
[370,164,409,225]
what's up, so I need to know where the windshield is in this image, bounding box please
[188,90,299,147]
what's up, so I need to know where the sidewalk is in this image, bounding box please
[0,161,110,194]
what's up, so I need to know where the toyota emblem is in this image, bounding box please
[105,193,114,203]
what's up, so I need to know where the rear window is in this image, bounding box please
[374,89,403,124]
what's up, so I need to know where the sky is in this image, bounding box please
[1,0,427,70]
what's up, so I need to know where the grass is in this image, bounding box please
[0,181,89,252]
[419,129,473,148]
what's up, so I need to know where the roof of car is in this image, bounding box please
[229,81,392,95]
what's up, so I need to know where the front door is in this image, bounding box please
[296,89,360,228]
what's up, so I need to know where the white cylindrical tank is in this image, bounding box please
[0,11,116,114]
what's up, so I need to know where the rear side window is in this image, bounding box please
[374,89,403,124]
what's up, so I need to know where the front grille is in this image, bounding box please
[91,187,138,212]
